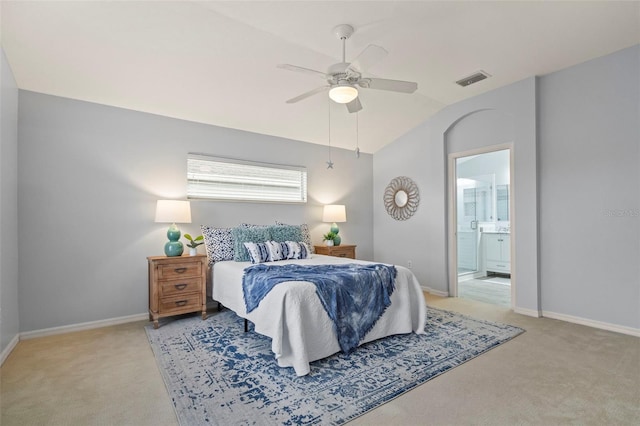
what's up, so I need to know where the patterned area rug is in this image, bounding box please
[146,307,524,425]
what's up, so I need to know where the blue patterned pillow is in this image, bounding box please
[232,227,272,262]
[201,225,234,266]
[244,240,310,263]
[243,242,271,264]
[269,224,303,243]
[265,240,284,262]
[280,241,310,260]
[275,222,314,253]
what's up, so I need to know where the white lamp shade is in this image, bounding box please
[155,200,192,224]
[329,85,358,104]
[323,204,347,223]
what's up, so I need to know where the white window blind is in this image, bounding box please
[187,154,307,203]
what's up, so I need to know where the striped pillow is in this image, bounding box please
[244,241,310,263]
[265,240,285,262]
[280,241,310,260]
[243,242,271,264]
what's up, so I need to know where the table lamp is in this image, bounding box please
[155,200,192,256]
[322,204,347,246]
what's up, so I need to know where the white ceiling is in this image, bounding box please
[2,1,639,153]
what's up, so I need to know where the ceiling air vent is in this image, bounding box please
[456,71,491,87]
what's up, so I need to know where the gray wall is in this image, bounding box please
[17,91,373,332]
[538,45,639,329]
[374,77,539,315]
[374,45,640,329]
[1,47,20,354]
[372,120,435,286]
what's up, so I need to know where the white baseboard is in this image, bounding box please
[514,306,541,318]
[422,286,449,297]
[0,333,20,366]
[20,312,149,340]
[542,310,640,337]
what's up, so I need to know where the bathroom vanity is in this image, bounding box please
[483,232,511,275]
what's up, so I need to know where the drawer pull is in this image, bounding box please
[174,283,187,291]
[175,300,188,307]
[174,267,187,274]
[338,254,346,257]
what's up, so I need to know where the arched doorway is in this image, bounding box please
[448,146,514,308]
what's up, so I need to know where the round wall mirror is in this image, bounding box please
[394,190,408,207]
[383,176,420,221]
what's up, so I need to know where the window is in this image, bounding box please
[187,154,307,203]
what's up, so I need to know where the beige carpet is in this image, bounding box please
[2,294,639,425]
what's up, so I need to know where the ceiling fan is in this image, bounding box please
[278,24,418,113]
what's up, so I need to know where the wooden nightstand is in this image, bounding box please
[147,254,207,329]
[314,244,356,259]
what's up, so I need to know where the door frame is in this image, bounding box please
[447,143,515,308]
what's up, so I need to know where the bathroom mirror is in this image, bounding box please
[496,184,509,221]
[384,176,420,221]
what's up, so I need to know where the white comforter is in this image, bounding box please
[211,255,426,376]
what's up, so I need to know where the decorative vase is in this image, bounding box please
[189,247,197,256]
[326,240,334,247]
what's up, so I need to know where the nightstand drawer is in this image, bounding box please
[160,277,202,297]
[157,261,202,280]
[159,294,201,314]
[314,244,356,259]
[329,247,353,257]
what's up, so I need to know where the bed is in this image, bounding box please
[210,254,427,376]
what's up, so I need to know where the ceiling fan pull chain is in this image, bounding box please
[327,98,334,169]
[355,112,360,159]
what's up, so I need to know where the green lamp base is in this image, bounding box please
[164,223,184,256]
[164,241,184,257]
[331,222,341,246]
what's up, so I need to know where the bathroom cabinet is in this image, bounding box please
[484,233,510,274]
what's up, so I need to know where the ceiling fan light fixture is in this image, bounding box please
[329,84,358,104]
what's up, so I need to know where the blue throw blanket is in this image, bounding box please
[242,263,397,354]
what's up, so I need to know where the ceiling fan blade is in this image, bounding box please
[277,64,328,79]
[346,97,362,113]
[347,44,388,74]
[365,78,418,93]
[285,86,329,103]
